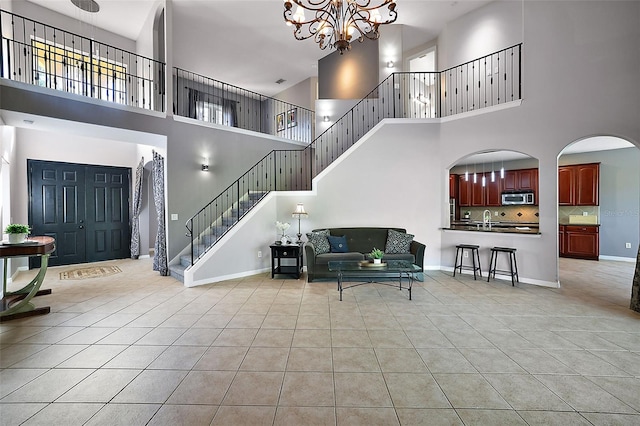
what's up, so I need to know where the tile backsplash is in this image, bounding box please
[463,206,539,223]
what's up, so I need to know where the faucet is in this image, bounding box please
[483,209,492,230]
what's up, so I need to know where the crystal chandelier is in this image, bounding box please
[283,0,398,54]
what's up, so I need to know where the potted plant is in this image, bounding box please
[369,247,384,264]
[463,210,471,219]
[4,223,31,244]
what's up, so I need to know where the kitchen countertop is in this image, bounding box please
[559,222,600,226]
[444,220,541,235]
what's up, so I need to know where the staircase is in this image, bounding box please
[170,44,523,283]
[169,191,267,282]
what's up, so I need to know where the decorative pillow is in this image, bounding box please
[385,229,414,254]
[327,235,349,253]
[306,229,331,254]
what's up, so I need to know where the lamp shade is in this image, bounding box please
[292,203,308,217]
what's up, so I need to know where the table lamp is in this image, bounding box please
[291,203,308,244]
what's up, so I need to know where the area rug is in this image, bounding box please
[60,265,122,280]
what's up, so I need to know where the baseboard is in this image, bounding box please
[186,267,271,287]
[439,266,559,288]
[599,255,636,263]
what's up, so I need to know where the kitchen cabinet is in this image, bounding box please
[503,170,517,192]
[501,169,538,204]
[559,225,599,260]
[558,167,575,205]
[485,173,502,207]
[559,225,566,256]
[471,175,485,206]
[456,168,535,207]
[449,174,458,199]
[558,163,599,206]
[575,164,599,206]
[458,175,471,207]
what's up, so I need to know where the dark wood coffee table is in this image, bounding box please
[328,260,421,301]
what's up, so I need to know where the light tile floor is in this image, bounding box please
[0,257,638,425]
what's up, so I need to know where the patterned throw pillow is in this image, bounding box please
[385,229,414,254]
[306,229,331,254]
[327,235,349,253]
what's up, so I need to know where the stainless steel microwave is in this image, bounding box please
[502,192,535,205]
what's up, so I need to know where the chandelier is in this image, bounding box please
[283,0,398,54]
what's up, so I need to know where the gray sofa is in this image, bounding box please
[304,227,425,282]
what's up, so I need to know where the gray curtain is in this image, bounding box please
[187,88,199,119]
[130,157,144,259]
[223,99,238,127]
[631,246,640,312]
[152,151,168,276]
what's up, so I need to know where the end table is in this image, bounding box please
[270,243,303,279]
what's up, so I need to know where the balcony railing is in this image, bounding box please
[173,68,315,144]
[184,45,522,268]
[0,9,165,112]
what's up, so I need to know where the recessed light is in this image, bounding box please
[71,0,100,13]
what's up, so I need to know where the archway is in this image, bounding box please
[557,136,640,311]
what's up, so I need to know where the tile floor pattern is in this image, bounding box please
[0,257,639,425]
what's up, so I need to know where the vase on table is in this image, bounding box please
[281,235,288,245]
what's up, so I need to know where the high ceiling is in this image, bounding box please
[25,0,493,96]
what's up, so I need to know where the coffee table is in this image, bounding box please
[328,260,421,301]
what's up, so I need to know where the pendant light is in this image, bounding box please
[481,162,486,187]
[473,162,477,183]
[491,159,496,182]
[500,157,505,179]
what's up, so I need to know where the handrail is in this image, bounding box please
[184,44,522,268]
[174,67,315,144]
[0,9,165,112]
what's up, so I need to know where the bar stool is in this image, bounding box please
[453,244,482,280]
[487,247,519,286]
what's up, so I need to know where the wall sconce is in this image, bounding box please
[201,157,209,171]
[323,115,330,122]
[387,60,394,68]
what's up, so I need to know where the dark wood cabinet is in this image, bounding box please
[560,225,599,260]
[575,164,599,206]
[455,168,537,208]
[458,175,471,207]
[558,167,575,205]
[485,172,502,206]
[471,175,485,206]
[449,174,458,199]
[500,169,538,205]
[503,170,517,192]
[517,168,538,203]
[558,163,599,206]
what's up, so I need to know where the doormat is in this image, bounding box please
[60,265,122,280]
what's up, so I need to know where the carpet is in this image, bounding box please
[60,265,122,280]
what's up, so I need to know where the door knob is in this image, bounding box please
[79,225,84,229]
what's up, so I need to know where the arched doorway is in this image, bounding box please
[557,136,640,309]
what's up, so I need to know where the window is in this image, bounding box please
[31,40,127,104]
[196,100,223,124]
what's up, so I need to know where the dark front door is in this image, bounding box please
[29,160,131,267]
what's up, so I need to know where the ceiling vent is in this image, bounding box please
[275,78,286,84]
